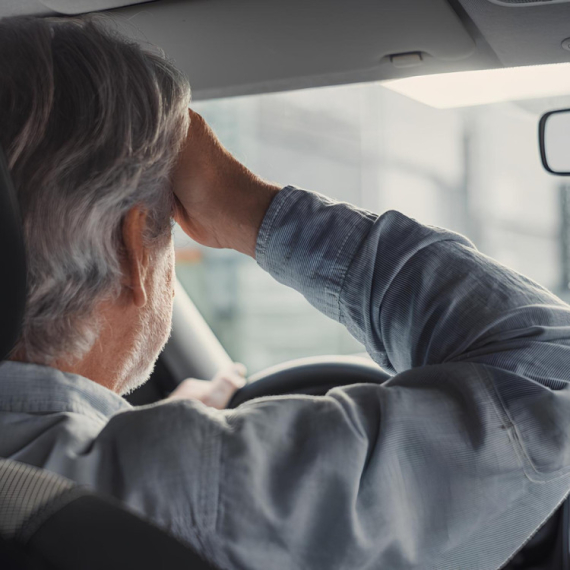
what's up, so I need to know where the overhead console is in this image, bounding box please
[110,0,484,100]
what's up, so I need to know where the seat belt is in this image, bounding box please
[562,496,570,570]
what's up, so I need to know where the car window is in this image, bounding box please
[174,81,567,374]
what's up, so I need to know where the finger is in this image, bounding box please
[168,376,242,409]
[167,378,209,402]
[214,370,247,390]
[233,363,247,377]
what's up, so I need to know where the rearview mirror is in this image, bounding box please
[539,109,570,175]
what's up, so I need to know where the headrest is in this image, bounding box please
[0,148,27,361]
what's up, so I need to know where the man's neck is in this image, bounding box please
[10,300,135,394]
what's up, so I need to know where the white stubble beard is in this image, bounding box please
[119,245,175,396]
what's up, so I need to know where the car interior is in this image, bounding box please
[2,0,570,568]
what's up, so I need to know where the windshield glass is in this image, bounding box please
[174,80,568,373]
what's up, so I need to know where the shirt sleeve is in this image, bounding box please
[90,188,570,570]
[256,186,570,382]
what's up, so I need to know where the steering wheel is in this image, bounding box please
[227,355,391,408]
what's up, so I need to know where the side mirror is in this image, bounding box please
[539,109,570,175]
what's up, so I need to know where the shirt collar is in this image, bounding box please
[0,361,132,423]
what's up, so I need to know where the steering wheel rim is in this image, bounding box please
[227,355,391,409]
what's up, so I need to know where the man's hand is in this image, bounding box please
[171,109,281,257]
[166,363,247,410]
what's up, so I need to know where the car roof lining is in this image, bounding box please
[0,0,569,100]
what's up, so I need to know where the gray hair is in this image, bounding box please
[0,16,191,365]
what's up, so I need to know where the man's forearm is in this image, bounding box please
[225,179,282,258]
[254,185,570,377]
[255,187,377,321]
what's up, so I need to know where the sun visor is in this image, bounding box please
[40,0,153,15]
[110,0,479,100]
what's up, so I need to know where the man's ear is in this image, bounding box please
[122,206,150,308]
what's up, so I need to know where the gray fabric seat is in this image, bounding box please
[0,457,220,570]
[0,457,77,541]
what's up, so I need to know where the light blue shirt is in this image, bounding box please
[2,186,570,570]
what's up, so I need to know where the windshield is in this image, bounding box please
[174,80,568,373]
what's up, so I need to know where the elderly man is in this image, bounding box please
[2,14,570,570]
